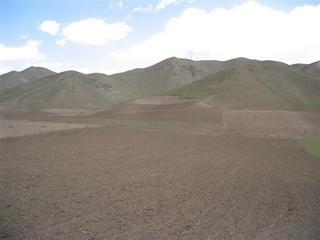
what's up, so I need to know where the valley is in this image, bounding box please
[1,57,320,240]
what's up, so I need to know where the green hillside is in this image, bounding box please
[171,61,320,110]
[0,71,135,108]
[0,57,319,109]
[111,57,256,98]
[0,66,55,91]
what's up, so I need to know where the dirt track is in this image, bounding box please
[1,99,320,239]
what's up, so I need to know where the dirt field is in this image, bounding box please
[1,98,320,239]
[0,119,97,139]
[223,110,320,139]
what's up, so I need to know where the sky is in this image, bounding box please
[1,0,320,74]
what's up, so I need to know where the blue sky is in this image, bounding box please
[1,0,320,74]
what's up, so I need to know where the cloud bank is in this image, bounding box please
[115,1,320,65]
[0,40,45,62]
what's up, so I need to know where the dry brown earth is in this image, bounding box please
[1,97,320,239]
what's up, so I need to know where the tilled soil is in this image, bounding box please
[0,119,97,139]
[223,110,320,139]
[1,126,320,240]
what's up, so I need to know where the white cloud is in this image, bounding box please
[115,1,320,65]
[134,0,180,12]
[39,20,60,35]
[0,40,45,62]
[60,18,133,46]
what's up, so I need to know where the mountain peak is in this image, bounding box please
[22,66,38,71]
[21,66,54,73]
[19,66,56,81]
[59,70,85,78]
[166,56,180,61]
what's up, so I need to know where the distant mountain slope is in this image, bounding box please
[20,66,56,81]
[0,71,29,90]
[301,61,320,78]
[171,61,320,110]
[1,57,319,109]
[0,66,55,91]
[0,71,135,108]
[111,57,256,98]
[291,63,307,71]
[292,61,320,78]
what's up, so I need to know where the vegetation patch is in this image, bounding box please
[296,139,320,159]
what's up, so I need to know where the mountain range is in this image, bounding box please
[0,66,55,91]
[0,57,319,110]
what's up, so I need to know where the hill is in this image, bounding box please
[111,57,256,98]
[1,57,319,109]
[301,61,320,78]
[171,61,320,110]
[0,71,135,108]
[20,66,56,81]
[0,66,55,91]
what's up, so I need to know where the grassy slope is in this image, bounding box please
[0,67,55,91]
[1,57,226,108]
[1,58,319,109]
[111,57,216,98]
[20,66,56,81]
[111,57,255,98]
[0,71,136,108]
[301,61,320,78]
[0,72,29,91]
[171,61,320,110]
[297,139,320,159]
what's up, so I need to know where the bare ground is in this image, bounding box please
[1,98,320,239]
[1,127,320,240]
[0,119,97,139]
[223,110,320,139]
